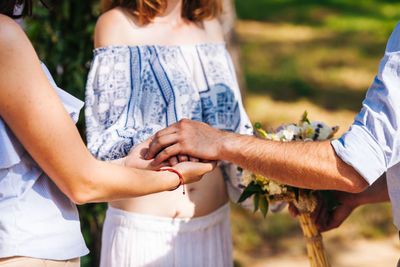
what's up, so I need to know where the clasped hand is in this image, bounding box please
[124,133,217,185]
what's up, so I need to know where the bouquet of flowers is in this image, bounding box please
[238,111,340,267]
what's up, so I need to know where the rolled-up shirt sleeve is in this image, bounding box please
[332,22,400,184]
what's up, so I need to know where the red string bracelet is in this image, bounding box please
[156,168,185,195]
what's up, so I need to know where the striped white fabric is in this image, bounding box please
[100,204,233,267]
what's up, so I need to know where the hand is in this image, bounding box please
[167,155,200,166]
[316,191,357,232]
[172,160,217,184]
[145,119,227,165]
[124,137,168,170]
[288,191,358,232]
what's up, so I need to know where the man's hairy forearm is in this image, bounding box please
[220,132,369,193]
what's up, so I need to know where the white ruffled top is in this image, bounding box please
[0,63,89,259]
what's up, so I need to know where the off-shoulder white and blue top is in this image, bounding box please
[85,43,253,202]
[0,64,89,259]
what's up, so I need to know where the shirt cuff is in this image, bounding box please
[331,124,387,185]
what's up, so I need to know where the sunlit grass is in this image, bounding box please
[235,0,400,35]
[237,20,384,111]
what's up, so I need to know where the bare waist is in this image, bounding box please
[109,167,229,218]
[105,202,230,233]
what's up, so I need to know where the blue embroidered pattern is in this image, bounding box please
[85,43,252,161]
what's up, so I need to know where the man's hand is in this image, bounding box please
[315,191,358,232]
[288,191,357,232]
[145,119,228,165]
[315,174,388,231]
[124,137,215,185]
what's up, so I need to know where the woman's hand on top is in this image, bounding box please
[172,160,217,185]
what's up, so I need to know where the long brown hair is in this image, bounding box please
[100,0,222,25]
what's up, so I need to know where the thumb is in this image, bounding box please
[201,160,217,172]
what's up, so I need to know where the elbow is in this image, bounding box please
[335,154,369,193]
[346,179,369,193]
[63,169,99,205]
[342,173,369,194]
[68,191,93,205]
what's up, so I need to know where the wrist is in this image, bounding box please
[340,192,362,209]
[219,131,237,161]
[156,168,185,195]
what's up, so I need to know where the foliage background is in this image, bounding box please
[25,0,400,266]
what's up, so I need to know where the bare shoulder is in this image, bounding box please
[0,14,26,43]
[94,7,129,48]
[0,14,18,28]
[202,18,224,43]
[0,14,33,55]
[94,7,139,48]
[94,8,125,48]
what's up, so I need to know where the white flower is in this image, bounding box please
[281,130,294,141]
[310,121,332,140]
[301,123,314,139]
[285,124,301,134]
[301,121,333,140]
[276,124,301,141]
[268,180,285,195]
[270,133,282,141]
[241,170,254,187]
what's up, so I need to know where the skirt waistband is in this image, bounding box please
[106,202,230,233]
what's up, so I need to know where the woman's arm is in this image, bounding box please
[0,15,214,204]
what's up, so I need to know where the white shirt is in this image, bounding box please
[0,63,89,260]
[332,22,400,230]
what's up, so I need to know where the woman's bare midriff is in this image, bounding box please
[109,167,229,218]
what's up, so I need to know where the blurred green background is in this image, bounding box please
[25,0,400,266]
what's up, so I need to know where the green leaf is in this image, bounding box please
[238,188,255,203]
[253,193,260,213]
[301,110,311,124]
[254,122,270,138]
[255,128,269,138]
[238,181,264,203]
[246,182,263,192]
[259,195,269,218]
[238,182,258,203]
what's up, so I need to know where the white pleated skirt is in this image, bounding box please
[100,203,233,267]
